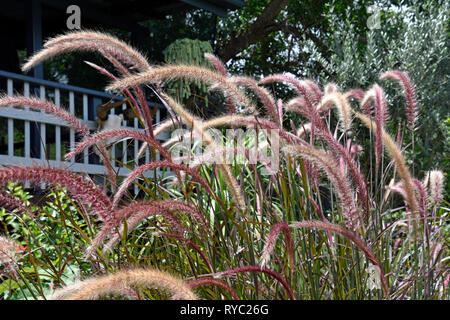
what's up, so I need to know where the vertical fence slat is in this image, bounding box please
[110,106,116,168]
[122,103,127,165]
[55,89,61,162]
[156,109,161,162]
[24,82,30,159]
[83,94,89,165]
[39,86,46,161]
[69,91,75,163]
[134,117,139,195]
[7,79,13,157]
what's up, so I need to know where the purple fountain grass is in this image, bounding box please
[389,180,428,220]
[112,200,208,232]
[87,206,183,257]
[188,278,239,300]
[355,112,420,235]
[283,103,370,219]
[0,166,111,222]
[317,92,352,132]
[156,232,212,272]
[283,144,362,231]
[204,52,235,113]
[344,89,365,102]
[359,85,389,167]
[0,235,21,268]
[289,220,390,299]
[0,95,88,137]
[98,206,191,255]
[303,79,323,104]
[112,161,215,209]
[324,83,339,94]
[229,76,280,125]
[412,179,428,220]
[161,94,246,210]
[48,267,197,300]
[65,127,177,185]
[23,40,142,75]
[90,53,155,138]
[373,84,388,167]
[422,170,444,208]
[259,74,320,108]
[204,53,228,76]
[260,222,294,269]
[202,114,305,146]
[84,60,146,126]
[106,65,251,109]
[0,191,36,217]
[65,128,171,164]
[380,70,417,130]
[40,30,151,71]
[215,265,295,300]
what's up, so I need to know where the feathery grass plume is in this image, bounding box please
[112,200,207,233]
[65,127,183,185]
[84,60,146,125]
[324,83,339,94]
[286,101,370,217]
[161,94,246,210]
[112,161,215,209]
[216,266,295,300]
[156,232,212,272]
[388,179,428,220]
[96,207,185,255]
[201,114,304,145]
[373,85,388,166]
[65,128,171,164]
[344,89,365,102]
[0,95,88,137]
[94,141,118,193]
[260,222,294,268]
[283,144,362,231]
[303,79,323,104]
[0,235,21,266]
[0,166,111,222]
[35,30,150,71]
[355,112,420,235]
[412,179,428,220]
[286,97,309,111]
[359,85,389,167]
[316,92,352,131]
[106,65,251,109]
[296,122,312,138]
[380,70,417,130]
[422,170,444,208]
[204,53,228,76]
[137,119,181,159]
[48,267,197,300]
[289,220,390,299]
[22,40,141,76]
[0,190,36,217]
[259,74,318,108]
[188,278,239,300]
[229,76,280,125]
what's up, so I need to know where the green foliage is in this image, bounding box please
[163,38,214,100]
[309,0,450,176]
[0,183,92,299]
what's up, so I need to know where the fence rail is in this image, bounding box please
[0,70,168,192]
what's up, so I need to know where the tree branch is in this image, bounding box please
[216,0,292,62]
